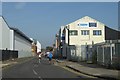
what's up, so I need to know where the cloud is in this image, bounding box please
[15,2,26,9]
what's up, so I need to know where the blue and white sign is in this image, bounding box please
[80,24,88,26]
[78,22,89,27]
[78,22,97,27]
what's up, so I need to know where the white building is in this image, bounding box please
[58,16,120,61]
[0,16,33,58]
[0,16,11,50]
[36,40,41,53]
[10,27,33,58]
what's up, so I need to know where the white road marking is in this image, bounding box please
[33,64,38,68]
[33,69,43,80]
[39,76,43,80]
[33,69,38,75]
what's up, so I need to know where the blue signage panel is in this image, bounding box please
[78,23,89,27]
[80,24,88,26]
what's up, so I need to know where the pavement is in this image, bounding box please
[56,59,120,80]
[1,57,120,79]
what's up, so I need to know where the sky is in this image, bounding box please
[2,2,119,48]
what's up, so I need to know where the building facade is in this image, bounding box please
[10,27,33,58]
[0,16,33,58]
[0,16,11,50]
[57,16,120,61]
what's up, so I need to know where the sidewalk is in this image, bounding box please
[56,59,119,80]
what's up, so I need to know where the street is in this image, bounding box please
[2,57,90,79]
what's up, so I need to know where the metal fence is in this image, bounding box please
[0,50,18,61]
[67,45,88,62]
[96,42,120,69]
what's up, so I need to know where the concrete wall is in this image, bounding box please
[14,32,32,58]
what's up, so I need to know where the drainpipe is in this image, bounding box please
[65,25,69,59]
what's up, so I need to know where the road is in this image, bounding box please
[2,57,96,80]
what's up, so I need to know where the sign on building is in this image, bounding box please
[78,22,97,27]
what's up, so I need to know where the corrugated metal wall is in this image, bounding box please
[15,32,32,58]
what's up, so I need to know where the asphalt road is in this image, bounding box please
[2,57,93,80]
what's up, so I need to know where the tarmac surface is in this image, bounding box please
[2,58,120,80]
[1,57,99,80]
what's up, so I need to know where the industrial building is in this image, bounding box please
[10,27,33,58]
[30,38,41,56]
[56,16,120,61]
[0,16,33,60]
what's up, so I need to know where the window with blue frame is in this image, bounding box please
[93,30,102,35]
[89,23,97,27]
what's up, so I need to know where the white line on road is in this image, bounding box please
[33,69,43,80]
[33,69,38,75]
[39,76,43,80]
[33,64,38,68]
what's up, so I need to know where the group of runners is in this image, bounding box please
[38,50,53,64]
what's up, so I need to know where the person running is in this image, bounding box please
[46,51,50,58]
[38,52,42,63]
[48,51,53,64]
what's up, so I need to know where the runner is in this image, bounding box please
[38,52,42,63]
[48,51,53,64]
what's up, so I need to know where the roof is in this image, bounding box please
[65,16,105,26]
[0,16,32,43]
[10,27,33,43]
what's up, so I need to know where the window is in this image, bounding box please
[89,23,97,27]
[62,34,65,40]
[93,30,102,35]
[69,30,78,36]
[81,30,89,35]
